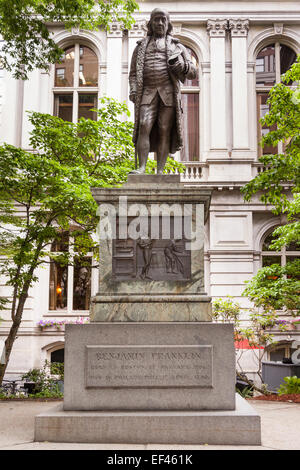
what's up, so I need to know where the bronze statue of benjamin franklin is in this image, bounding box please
[129,8,197,174]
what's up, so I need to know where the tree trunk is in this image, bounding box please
[236,370,271,396]
[0,240,45,385]
[0,291,29,385]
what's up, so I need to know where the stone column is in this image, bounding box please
[106,22,123,101]
[229,19,250,149]
[207,19,227,150]
[127,20,147,119]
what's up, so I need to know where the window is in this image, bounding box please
[54,43,99,122]
[180,46,200,162]
[261,230,300,270]
[268,343,292,362]
[49,232,92,312]
[256,43,297,157]
[51,348,64,364]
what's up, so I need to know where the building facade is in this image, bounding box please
[0,0,299,382]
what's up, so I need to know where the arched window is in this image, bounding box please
[256,43,297,157]
[261,229,299,269]
[180,46,200,162]
[53,43,99,122]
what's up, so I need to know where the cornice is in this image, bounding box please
[132,11,300,24]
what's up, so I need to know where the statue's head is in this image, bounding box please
[147,8,173,37]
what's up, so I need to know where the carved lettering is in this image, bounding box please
[85,345,213,388]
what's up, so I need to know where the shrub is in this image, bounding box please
[21,360,64,397]
[278,376,300,395]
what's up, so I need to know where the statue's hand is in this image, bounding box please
[129,92,137,103]
[168,54,186,78]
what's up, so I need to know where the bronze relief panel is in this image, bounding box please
[112,216,191,281]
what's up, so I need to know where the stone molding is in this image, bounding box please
[128,20,147,38]
[228,19,250,37]
[207,19,228,38]
[107,22,123,38]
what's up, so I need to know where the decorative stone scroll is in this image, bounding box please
[274,23,284,35]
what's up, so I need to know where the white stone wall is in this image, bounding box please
[0,0,300,379]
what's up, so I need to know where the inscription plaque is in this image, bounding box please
[85,345,213,388]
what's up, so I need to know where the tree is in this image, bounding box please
[242,261,300,314]
[0,0,139,79]
[242,56,300,248]
[241,56,300,309]
[0,97,184,384]
[211,297,274,395]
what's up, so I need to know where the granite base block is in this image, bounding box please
[90,295,212,322]
[63,323,236,411]
[35,394,261,445]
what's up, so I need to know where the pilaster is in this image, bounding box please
[229,19,250,150]
[207,19,227,151]
[106,22,123,101]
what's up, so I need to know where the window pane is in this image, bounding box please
[55,46,75,87]
[286,256,300,280]
[270,348,286,362]
[51,349,64,363]
[256,45,276,86]
[262,255,281,267]
[286,242,300,251]
[257,93,278,155]
[55,94,73,122]
[180,93,199,161]
[183,47,199,87]
[280,45,297,75]
[79,46,98,87]
[49,262,68,310]
[51,232,69,252]
[262,232,278,251]
[78,94,97,120]
[73,258,91,310]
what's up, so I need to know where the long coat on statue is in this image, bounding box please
[129,34,197,154]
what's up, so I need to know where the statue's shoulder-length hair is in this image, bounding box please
[146,18,173,36]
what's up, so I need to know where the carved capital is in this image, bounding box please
[107,22,123,38]
[228,19,249,37]
[128,20,147,38]
[207,19,228,38]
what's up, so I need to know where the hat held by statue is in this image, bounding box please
[168,48,186,76]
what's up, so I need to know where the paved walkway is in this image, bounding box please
[0,399,299,450]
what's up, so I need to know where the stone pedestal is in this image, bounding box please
[90,175,212,322]
[35,175,261,445]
